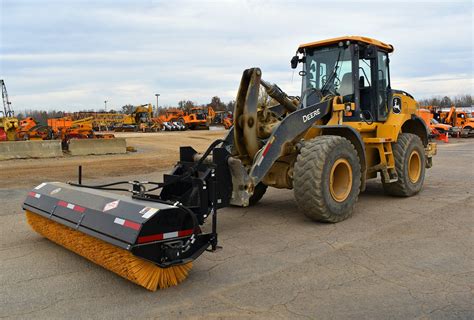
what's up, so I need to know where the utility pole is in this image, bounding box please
[104,100,108,112]
[155,93,160,116]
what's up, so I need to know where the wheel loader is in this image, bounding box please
[159,107,210,130]
[23,36,437,291]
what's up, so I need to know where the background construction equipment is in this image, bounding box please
[0,80,19,141]
[158,107,211,130]
[435,106,474,137]
[417,108,456,141]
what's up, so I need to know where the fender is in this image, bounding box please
[402,115,429,146]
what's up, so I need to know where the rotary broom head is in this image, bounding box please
[26,210,192,291]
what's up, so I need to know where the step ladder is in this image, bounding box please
[363,138,398,183]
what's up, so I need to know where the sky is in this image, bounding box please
[1,0,473,111]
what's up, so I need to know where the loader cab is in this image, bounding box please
[296,37,393,123]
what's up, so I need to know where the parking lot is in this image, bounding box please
[0,135,472,319]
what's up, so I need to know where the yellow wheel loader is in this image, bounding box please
[23,36,436,290]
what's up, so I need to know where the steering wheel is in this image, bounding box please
[322,74,342,96]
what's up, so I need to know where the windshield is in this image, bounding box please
[304,46,353,98]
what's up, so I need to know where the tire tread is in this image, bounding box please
[294,136,361,223]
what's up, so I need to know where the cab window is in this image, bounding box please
[377,52,389,120]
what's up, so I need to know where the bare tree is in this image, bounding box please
[209,96,226,111]
[121,104,134,114]
[418,94,471,108]
[178,100,195,112]
[226,100,236,112]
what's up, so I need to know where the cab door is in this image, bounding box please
[375,51,390,121]
[355,45,391,122]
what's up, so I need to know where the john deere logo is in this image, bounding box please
[392,97,402,114]
[302,108,321,123]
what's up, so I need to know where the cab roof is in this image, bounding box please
[299,36,394,53]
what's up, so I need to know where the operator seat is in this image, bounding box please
[338,72,354,102]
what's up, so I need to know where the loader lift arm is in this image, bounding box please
[249,100,331,183]
[229,68,333,205]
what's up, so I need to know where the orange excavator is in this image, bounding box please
[48,117,114,145]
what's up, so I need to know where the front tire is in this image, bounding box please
[293,136,361,223]
[383,133,425,196]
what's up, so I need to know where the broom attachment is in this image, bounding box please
[26,210,192,291]
[22,144,233,290]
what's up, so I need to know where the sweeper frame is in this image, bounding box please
[23,142,232,268]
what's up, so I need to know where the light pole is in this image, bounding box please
[155,93,160,116]
[104,100,108,112]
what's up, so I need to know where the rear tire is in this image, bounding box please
[293,136,361,223]
[383,133,425,196]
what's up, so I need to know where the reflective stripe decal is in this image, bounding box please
[57,200,85,213]
[34,183,46,190]
[178,229,194,237]
[164,231,178,239]
[140,207,159,219]
[114,218,125,225]
[262,141,272,157]
[137,233,163,243]
[124,220,140,230]
[114,217,140,231]
[28,192,41,199]
[57,200,68,207]
[256,136,275,167]
[137,229,194,244]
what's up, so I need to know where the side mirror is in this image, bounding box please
[362,45,377,59]
[290,56,299,69]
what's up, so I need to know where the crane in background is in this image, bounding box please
[0,80,19,141]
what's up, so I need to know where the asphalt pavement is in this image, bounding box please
[1,139,472,319]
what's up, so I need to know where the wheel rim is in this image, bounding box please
[408,150,421,183]
[329,159,353,202]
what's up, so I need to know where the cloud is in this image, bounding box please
[392,73,474,98]
[1,0,472,111]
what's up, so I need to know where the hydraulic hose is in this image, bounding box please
[69,138,226,193]
[260,79,297,112]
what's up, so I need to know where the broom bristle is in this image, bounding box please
[25,210,192,291]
